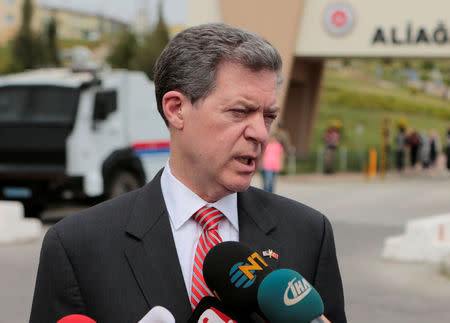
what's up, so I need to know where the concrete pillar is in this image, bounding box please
[283,58,325,156]
[220,0,306,110]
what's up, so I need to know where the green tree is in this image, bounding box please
[22,0,32,31]
[420,71,430,82]
[107,28,138,69]
[132,1,170,79]
[45,16,60,67]
[442,75,450,99]
[402,60,411,69]
[421,60,435,71]
[382,57,393,66]
[12,0,33,70]
[0,45,12,74]
[11,0,45,70]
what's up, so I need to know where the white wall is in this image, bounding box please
[296,0,450,57]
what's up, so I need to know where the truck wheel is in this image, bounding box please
[107,171,140,199]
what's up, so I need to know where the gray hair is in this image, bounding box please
[154,23,282,126]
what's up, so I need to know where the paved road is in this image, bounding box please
[1,172,449,322]
[275,172,450,322]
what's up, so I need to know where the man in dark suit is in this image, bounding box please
[30,23,346,322]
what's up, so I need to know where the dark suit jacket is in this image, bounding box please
[30,170,346,322]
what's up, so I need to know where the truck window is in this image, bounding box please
[0,86,79,124]
[93,90,117,121]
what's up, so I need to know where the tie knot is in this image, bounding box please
[193,206,224,231]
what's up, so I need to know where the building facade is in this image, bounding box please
[38,5,127,42]
[0,0,39,45]
[0,0,127,46]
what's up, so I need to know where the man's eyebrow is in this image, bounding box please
[230,99,258,109]
[232,99,280,111]
[265,106,280,113]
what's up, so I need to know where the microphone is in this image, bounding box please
[203,241,274,314]
[57,314,96,323]
[138,306,175,323]
[198,308,237,323]
[187,296,237,323]
[257,268,325,323]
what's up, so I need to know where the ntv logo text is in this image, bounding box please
[284,277,312,306]
[229,252,268,288]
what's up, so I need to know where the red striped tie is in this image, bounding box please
[190,206,224,309]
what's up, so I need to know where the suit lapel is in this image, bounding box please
[238,188,282,269]
[124,170,191,321]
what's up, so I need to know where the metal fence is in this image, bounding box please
[287,146,394,174]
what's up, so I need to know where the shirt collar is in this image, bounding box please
[160,162,238,231]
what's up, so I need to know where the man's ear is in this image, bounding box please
[162,90,188,130]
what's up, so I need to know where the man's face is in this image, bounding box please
[172,61,279,202]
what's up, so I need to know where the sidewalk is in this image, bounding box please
[442,256,450,278]
[255,168,450,279]
[278,167,450,184]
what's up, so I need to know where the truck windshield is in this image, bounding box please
[0,86,79,124]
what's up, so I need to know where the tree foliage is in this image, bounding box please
[421,60,435,71]
[131,2,170,80]
[45,16,60,67]
[107,28,138,69]
[443,76,450,87]
[106,0,170,78]
[9,0,57,71]
[12,0,38,70]
[22,0,32,30]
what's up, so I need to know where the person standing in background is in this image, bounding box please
[394,125,407,171]
[419,131,430,168]
[407,129,421,168]
[323,123,340,174]
[445,128,450,171]
[428,129,441,168]
[262,134,284,192]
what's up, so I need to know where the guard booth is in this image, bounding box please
[188,0,450,156]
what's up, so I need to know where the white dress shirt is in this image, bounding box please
[160,162,239,296]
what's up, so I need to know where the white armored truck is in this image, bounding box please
[0,68,170,217]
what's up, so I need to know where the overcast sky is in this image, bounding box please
[37,0,188,25]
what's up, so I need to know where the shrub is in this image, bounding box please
[322,84,450,119]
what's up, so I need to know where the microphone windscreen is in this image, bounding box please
[203,241,273,313]
[188,296,238,323]
[257,269,324,323]
[57,314,96,323]
[138,306,175,323]
[188,297,222,323]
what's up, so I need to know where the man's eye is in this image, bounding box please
[265,114,277,120]
[232,109,246,116]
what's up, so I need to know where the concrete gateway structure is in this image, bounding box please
[188,0,450,155]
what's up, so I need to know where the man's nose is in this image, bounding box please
[244,114,269,143]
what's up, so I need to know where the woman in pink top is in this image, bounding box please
[262,135,285,192]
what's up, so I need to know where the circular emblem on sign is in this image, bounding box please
[323,3,355,36]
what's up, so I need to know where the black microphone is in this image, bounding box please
[203,242,327,323]
[187,296,238,323]
[202,241,274,314]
